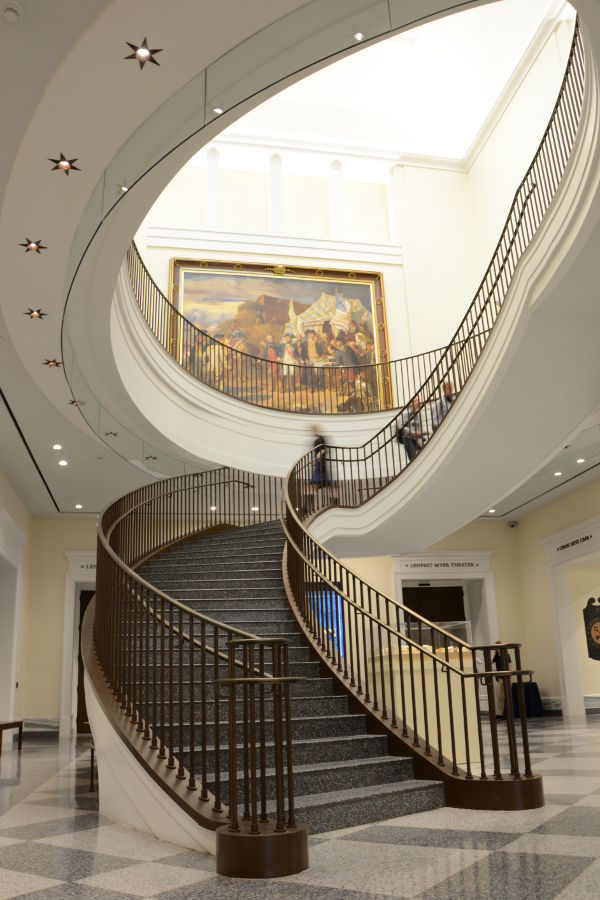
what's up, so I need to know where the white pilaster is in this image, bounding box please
[329,159,345,240]
[205,148,220,229]
[269,153,284,234]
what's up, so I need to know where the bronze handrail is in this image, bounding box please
[281,19,583,807]
[93,467,308,875]
[126,239,490,416]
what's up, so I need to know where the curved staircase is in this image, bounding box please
[83,16,589,881]
[138,521,444,833]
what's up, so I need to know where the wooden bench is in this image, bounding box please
[0,720,23,757]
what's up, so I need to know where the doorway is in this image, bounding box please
[76,590,95,734]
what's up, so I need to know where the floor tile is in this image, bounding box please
[157,849,216,871]
[533,805,600,836]
[423,850,591,899]
[0,813,108,842]
[534,756,600,771]
[157,881,382,899]
[501,832,600,857]
[575,793,600,806]
[543,794,582,806]
[0,836,23,848]
[553,857,600,899]
[0,841,135,881]
[286,838,489,897]
[17,886,137,899]
[79,860,215,897]
[0,868,64,900]
[0,803,88,829]
[535,775,600,795]
[380,804,563,834]
[38,822,187,862]
[341,825,516,850]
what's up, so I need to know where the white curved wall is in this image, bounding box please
[312,34,600,558]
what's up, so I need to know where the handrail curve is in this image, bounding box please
[281,19,584,808]
[92,467,309,876]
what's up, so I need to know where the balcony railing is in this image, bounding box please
[127,239,490,416]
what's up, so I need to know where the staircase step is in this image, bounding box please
[180,733,392,771]
[171,712,367,746]
[284,779,445,834]
[207,756,415,805]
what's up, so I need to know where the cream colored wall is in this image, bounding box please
[514,480,600,700]
[568,565,600,698]
[23,517,97,719]
[0,468,31,719]
[340,555,395,599]
[468,20,572,268]
[221,170,269,233]
[343,477,600,705]
[391,165,482,352]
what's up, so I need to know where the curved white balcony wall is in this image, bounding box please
[110,265,392,475]
[311,34,600,557]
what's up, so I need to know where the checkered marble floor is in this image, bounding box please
[1,719,600,898]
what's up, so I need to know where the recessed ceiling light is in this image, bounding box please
[354,31,364,41]
[75,504,82,510]
[125,38,162,69]
[251,506,259,511]
[213,107,224,115]
[554,471,562,477]
[210,505,217,511]
[120,185,128,193]
[49,153,80,175]
[488,509,496,513]
[19,237,46,253]
[58,459,68,466]
[43,358,62,368]
[68,399,82,407]
[577,457,585,464]
[24,307,47,319]
[52,443,62,450]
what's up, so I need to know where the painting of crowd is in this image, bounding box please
[173,263,389,413]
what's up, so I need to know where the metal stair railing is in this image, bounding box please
[91,468,309,878]
[281,20,584,809]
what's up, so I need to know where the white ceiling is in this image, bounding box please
[0,0,596,527]
[220,0,573,161]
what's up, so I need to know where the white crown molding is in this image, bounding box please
[145,226,404,266]
[394,2,572,174]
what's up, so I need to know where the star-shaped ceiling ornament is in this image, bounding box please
[48,153,80,175]
[19,238,47,253]
[24,308,47,319]
[125,38,162,69]
[68,399,83,407]
[43,358,62,367]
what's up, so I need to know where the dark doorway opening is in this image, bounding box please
[76,590,95,734]
[402,585,465,622]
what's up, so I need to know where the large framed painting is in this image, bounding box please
[169,258,390,412]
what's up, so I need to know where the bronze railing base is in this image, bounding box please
[443,773,544,811]
[216,823,309,878]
